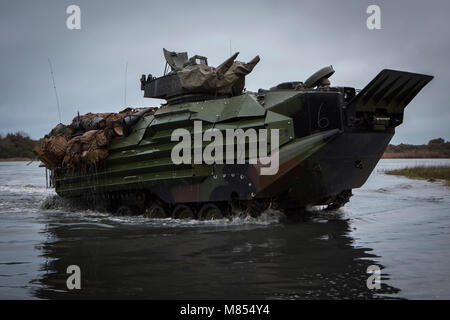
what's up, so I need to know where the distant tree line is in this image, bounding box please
[1,132,449,160]
[0,132,40,159]
[384,138,450,158]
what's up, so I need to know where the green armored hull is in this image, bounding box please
[52,51,433,218]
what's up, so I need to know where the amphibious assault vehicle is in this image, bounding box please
[50,49,433,219]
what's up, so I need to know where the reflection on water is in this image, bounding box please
[31,210,398,299]
[1,159,449,299]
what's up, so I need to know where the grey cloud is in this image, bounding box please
[0,0,449,144]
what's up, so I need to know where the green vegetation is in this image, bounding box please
[0,132,40,159]
[385,166,450,186]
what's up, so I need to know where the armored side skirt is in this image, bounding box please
[55,129,392,210]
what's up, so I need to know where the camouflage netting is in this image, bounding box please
[34,107,157,169]
[177,53,260,96]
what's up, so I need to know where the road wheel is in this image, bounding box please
[325,189,353,211]
[145,204,168,218]
[116,205,134,216]
[244,200,270,217]
[229,198,242,215]
[173,205,195,219]
[135,191,146,206]
[198,204,223,220]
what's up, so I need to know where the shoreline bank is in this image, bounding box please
[385,166,450,186]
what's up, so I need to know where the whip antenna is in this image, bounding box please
[124,61,128,108]
[48,58,62,123]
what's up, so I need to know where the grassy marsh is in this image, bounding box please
[385,166,450,186]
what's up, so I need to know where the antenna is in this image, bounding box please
[124,62,128,108]
[229,39,232,56]
[48,58,62,123]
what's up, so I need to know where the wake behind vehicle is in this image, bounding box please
[37,49,433,219]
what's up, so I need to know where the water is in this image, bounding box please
[0,159,449,299]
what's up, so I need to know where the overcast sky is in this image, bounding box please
[0,0,449,144]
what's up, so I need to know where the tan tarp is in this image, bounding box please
[63,130,110,168]
[34,107,157,169]
[177,53,260,95]
[33,134,68,168]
